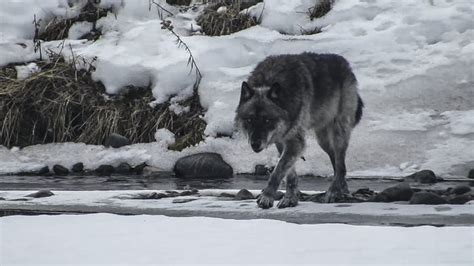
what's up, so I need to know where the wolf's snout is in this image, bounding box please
[251,141,264,153]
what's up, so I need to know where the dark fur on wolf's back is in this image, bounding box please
[235,52,363,208]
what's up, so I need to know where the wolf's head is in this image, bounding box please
[235,81,289,153]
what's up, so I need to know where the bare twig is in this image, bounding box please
[149,0,174,20]
[32,14,43,60]
[161,20,202,91]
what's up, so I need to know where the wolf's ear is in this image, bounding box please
[267,82,282,101]
[240,81,254,102]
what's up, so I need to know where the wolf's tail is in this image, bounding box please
[355,94,364,125]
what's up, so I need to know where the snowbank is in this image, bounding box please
[0,213,472,265]
[0,0,473,177]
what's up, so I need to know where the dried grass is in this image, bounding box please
[0,55,205,150]
[38,1,110,41]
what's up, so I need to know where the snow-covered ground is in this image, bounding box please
[0,0,473,177]
[0,213,472,265]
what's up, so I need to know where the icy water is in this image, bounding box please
[0,172,468,192]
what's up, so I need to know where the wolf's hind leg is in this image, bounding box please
[257,135,305,209]
[317,122,351,203]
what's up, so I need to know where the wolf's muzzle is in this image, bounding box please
[251,141,264,153]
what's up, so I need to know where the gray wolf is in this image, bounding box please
[235,52,363,208]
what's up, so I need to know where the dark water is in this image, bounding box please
[0,172,466,192]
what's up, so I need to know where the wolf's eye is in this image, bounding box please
[264,119,271,124]
[246,118,252,123]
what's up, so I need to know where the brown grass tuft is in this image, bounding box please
[309,0,334,20]
[196,3,259,36]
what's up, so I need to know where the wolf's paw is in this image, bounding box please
[257,193,274,209]
[324,183,350,203]
[277,194,299,208]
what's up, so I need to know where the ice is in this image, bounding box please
[0,0,473,177]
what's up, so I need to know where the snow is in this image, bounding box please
[0,213,472,265]
[154,128,175,147]
[67,21,93,40]
[14,62,40,80]
[0,0,473,177]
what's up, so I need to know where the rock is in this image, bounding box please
[179,190,199,196]
[132,192,166,199]
[235,189,254,200]
[104,133,130,148]
[104,177,127,182]
[95,165,115,176]
[255,164,270,175]
[274,190,285,201]
[25,190,54,198]
[165,190,180,197]
[406,170,437,184]
[448,194,471,205]
[173,152,233,179]
[468,169,474,179]
[373,183,413,202]
[219,192,234,198]
[133,162,147,175]
[172,198,197,204]
[37,166,50,176]
[409,192,448,205]
[0,197,5,200]
[71,163,84,173]
[352,188,376,201]
[116,162,132,174]
[53,165,69,176]
[451,185,471,195]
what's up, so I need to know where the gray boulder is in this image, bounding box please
[53,165,69,176]
[71,162,84,173]
[235,189,254,200]
[409,192,448,205]
[406,170,438,184]
[174,152,233,179]
[104,133,130,148]
[373,183,413,202]
[26,190,54,198]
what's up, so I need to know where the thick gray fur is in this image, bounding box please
[235,52,363,208]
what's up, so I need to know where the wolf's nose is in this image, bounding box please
[251,142,263,153]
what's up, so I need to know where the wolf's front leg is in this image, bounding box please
[277,169,299,208]
[257,135,305,209]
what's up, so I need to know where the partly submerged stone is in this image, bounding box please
[53,165,70,176]
[406,169,438,184]
[25,190,54,198]
[116,162,132,174]
[451,185,471,195]
[447,194,472,205]
[409,191,448,205]
[95,165,115,176]
[174,152,233,179]
[235,189,255,200]
[373,183,413,202]
[71,162,84,173]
